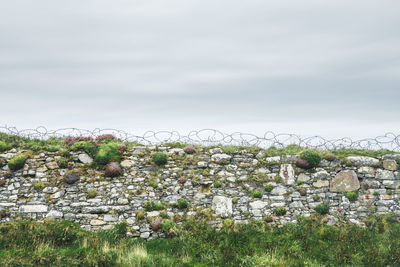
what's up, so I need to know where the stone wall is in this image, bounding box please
[1,146,399,239]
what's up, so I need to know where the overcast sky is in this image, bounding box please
[1,0,399,139]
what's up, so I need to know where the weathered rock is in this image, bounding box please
[324,154,336,161]
[0,179,5,187]
[78,153,93,164]
[121,159,134,168]
[346,156,379,166]
[297,173,311,182]
[150,217,162,231]
[19,205,48,213]
[250,200,267,210]
[298,188,307,196]
[279,164,295,185]
[313,180,329,188]
[383,160,397,171]
[296,159,311,169]
[211,196,232,217]
[46,210,63,219]
[63,170,80,184]
[46,161,58,170]
[330,170,360,192]
[90,219,106,226]
[211,154,232,164]
[376,169,395,180]
[104,162,122,177]
[183,145,196,154]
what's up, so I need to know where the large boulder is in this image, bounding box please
[63,170,80,184]
[211,196,232,217]
[330,170,360,192]
[183,145,196,154]
[104,162,122,177]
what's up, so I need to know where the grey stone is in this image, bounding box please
[383,160,397,171]
[211,196,233,217]
[250,200,267,210]
[313,180,329,188]
[46,210,63,219]
[78,153,93,164]
[20,205,48,213]
[330,170,360,192]
[211,154,232,164]
[347,156,379,166]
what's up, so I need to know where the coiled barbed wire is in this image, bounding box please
[1,125,399,151]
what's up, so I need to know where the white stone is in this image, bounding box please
[211,196,233,217]
[279,164,295,185]
[250,200,267,210]
[104,214,119,222]
[271,185,286,196]
[121,160,134,168]
[266,156,280,162]
[347,156,379,166]
[20,205,48,213]
[211,154,232,163]
[297,173,311,182]
[78,153,93,164]
[46,210,63,219]
[147,211,160,217]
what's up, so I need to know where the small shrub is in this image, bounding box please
[386,190,393,195]
[315,203,330,215]
[214,181,222,188]
[345,192,358,202]
[161,219,176,233]
[153,152,167,166]
[297,180,304,185]
[373,191,380,196]
[264,184,274,193]
[94,143,122,165]
[136,210,146,220]
[32,181,47,192]
[59,149,71,158]
[274,207,287,216]
[160,211,169,218]
[8,154,27,171]
[313,195,321,201]
[177,198,188,209]
[0,141,9,152]
[56,157,68,168]
[253,191,262,198]
[232,198,238,204]
[87,189,98,199]
[300,150,321,168]
[144,201,165,211]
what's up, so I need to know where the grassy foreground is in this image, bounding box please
[0,215,399,267]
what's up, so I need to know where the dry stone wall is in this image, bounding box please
[1,146,400,239]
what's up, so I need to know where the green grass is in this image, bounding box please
[0,132,397,160]
[0,215,399,266]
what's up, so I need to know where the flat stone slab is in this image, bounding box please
[19,205,48,213]
[330,170,360,192]
[346,156,379,166]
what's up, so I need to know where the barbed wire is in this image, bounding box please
[1,125,400,151]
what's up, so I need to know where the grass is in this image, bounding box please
[0,215,399,266]
[0,132,396,160]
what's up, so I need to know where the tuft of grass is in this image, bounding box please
[153,152,167,166]
[87,189,98,199]
[345,192,358,202]
[8,154,27,171]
